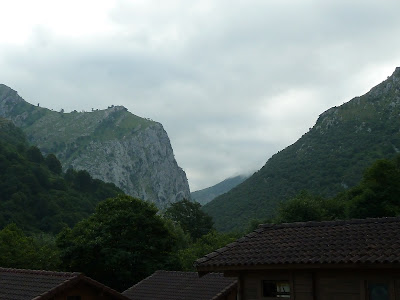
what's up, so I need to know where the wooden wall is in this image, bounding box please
[238,269,400,300]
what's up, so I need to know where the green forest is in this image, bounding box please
[247,155,400,230]
[0,118,123,233]
[2,116,400,291]
[0,118,236,291]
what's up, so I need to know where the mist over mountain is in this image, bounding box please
[0,84,190,208]
[191,175,249,205]
[203,67,400,232]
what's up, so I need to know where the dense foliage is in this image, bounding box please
[204,68,400,232]
[2,139,400,291]
[0,121,231,287]
[57,195,179,291]
[247,155,400,228]
[164,199,214,240]
[0,223,60,270]
[177,230,237,271]
[0,118,123,233]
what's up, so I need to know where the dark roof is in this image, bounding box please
[0,267,130,300]
[122,270,237,300]
[195,217,400,271]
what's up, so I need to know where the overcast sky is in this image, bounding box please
[1,0,400,191]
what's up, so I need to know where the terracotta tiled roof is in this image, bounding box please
[0,267,130,300]
[195,217,400,271]
[122,270,237,300]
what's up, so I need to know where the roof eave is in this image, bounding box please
[196,262,400,274]
[34,274,131,300]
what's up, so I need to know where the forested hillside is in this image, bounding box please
[203,67,400,232]
[2,111,400,291]
[0,118,122,233]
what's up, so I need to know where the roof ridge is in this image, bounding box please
[32,275,82,300]
[258,216,400,230]
[194,232,255,266]
[33,273,131,300]
[123,269,166,294]
[210,279,238,300]
[156,270,197,275]
[0,267,80,277]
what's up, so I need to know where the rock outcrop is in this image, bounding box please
[0,84,190,208]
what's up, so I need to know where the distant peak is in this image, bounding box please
[0,84,22,105]
[0,84,14,91]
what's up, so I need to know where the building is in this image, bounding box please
[0,267,131,300]
[123,270,237,300]
[195,217,400,300]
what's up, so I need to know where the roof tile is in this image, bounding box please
[195,217,400,269]
[0,268,79,300]
[122,271,237,300]
[0,267,130,300]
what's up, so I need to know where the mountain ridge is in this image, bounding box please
[203,67,400,232]
[0,84,190,208]
[191,175,249,205]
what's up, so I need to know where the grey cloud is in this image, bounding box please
[1,1,400,190]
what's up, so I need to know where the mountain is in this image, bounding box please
[0,117,123,233]
[191,175,249,205]
[0,84,190,208]
[203,67,400,232]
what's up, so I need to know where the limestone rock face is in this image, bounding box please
[64,122,190,207]
[0,84,190,208]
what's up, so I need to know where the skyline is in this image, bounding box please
[1,0,400,191]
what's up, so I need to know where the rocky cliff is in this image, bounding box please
[0,84,190,208]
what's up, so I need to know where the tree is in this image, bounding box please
[273,190,346,224]
[162,218,191,270]
[274,191,326,223]
[57,195,178,291]
[177,230,237,271]
[0,223,60,270]
[26,146,44,163]
[45,154,62,174]
[75,170,92,191]
[345,157,400,218]
[164,199,214,240]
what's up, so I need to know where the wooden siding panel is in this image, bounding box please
[294,271,314,300]
[243,275,260,300]
[317,272,360,300]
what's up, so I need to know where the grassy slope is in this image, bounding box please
[0,84,155,151]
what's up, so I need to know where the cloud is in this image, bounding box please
[1,0,400,191]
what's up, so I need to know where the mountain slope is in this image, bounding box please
[0,118,123,233]
[191,175,249,205]
[0,85,190,208]
[203,67,400,232]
